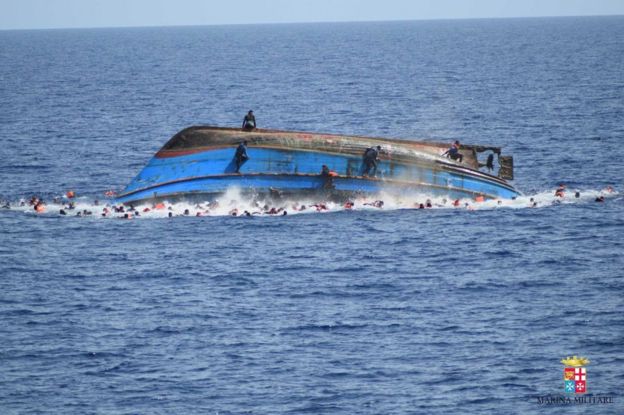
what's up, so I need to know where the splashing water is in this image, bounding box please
[0,186,619,219]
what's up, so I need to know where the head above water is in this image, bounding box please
[248,110,253,114]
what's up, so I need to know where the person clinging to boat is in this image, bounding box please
[443,140,463,163]
[320,164,338,189]
[234,140,249,173]
[362,145,381,176]
[321,165,338,177]
[242,110,256,130]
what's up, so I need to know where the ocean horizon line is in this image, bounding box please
[1,13,622,32]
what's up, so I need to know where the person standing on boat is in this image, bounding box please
[362,146,381,176]
[235,141,249,173]
[242,110,256,130]
[443,140,463,163]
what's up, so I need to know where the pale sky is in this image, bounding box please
[1,0,623,30]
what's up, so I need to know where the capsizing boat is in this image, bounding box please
[116,126,519,205]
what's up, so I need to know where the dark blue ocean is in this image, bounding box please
[1,16,623,414]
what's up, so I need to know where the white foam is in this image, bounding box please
[1,187,618,219]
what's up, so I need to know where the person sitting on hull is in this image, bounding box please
[242,110,256,130]
[234,140,249,173]
[443,140,463,163]
[362,146,381,177]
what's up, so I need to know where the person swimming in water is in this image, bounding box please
[34,200,46,213]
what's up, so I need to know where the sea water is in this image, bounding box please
[0,17,623,414]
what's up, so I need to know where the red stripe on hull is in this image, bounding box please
[155,146,226,158]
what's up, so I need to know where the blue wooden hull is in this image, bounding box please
[116,127,519,204]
